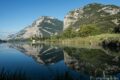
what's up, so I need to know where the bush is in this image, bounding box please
[113,24,120,33]
[62,27,76,38]
[78,24,101,37]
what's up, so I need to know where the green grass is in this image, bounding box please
[45,33,120,46]
[61,34,120,45]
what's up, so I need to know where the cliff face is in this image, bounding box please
[64,3,120,31]
[8,16,63,39]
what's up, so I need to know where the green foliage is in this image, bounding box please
[57,33,120,46]
[113,24,120,33]
[61,24,103,38]
[83,3,103,14]
[78,24,101,37]
[62,27,76,38]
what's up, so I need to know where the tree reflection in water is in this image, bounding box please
[64,46,120,79]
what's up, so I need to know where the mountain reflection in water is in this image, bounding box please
[9,43,64,64]
[0,43,120,80]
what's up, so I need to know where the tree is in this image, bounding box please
[78,24,101,37]
[62,27,76,38]
[114,24,120,33]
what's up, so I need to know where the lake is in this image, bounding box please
[0,43,120,80]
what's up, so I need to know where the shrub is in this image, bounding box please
[62,27,76,38]
[78,24,101,37]
[113,24,120,33]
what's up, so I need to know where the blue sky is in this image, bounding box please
[0,0,120,38]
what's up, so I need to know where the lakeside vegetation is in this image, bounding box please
[8,31,120,47]
[44,33,120,46]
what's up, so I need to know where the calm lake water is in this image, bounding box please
[0,43,120,80]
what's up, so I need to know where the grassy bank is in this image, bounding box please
[43,33,120,46]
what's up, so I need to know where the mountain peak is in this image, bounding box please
[8,16,63,39]
[84,3,104,7]
[37,16,57,20]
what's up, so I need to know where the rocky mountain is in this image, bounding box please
[64,3,120,32]
[8,16,63,39]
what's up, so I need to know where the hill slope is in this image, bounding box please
[64,3,120,33]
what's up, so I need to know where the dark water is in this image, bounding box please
[0,43,120,80]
